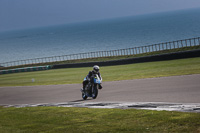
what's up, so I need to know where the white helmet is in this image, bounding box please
[93,65,99,73]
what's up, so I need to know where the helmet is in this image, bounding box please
[93,65,99,73]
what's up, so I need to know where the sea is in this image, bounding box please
[0,8,200,63]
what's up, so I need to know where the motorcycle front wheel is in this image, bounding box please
[92,85,98,99]
[82,93,88,100]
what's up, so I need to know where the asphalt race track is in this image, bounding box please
[1,74,200,112]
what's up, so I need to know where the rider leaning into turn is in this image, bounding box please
[82,65,103,91]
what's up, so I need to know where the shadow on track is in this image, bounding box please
[69,99,93,102]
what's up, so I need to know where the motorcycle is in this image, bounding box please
[81,74,102,100]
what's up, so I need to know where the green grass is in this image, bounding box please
[1,57,200,87]
[0,106,200,133]
[1,53,200,132]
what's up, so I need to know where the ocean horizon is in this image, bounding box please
[0,8,200,63]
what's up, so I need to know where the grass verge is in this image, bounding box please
[0,106,200,132]
[0,57,200,87]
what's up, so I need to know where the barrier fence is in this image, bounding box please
[1,37,200,68]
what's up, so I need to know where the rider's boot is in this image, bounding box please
[99,84,103,89]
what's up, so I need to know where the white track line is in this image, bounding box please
[3,102,200,113]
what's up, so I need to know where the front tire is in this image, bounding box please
[82,93,87,100]
[92,85,98,99]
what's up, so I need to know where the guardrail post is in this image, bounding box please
[131,48,134,55]
[177,41,180,48]
[148,45,150,52]
[198,37,200,45]
[154,44,157,51]
[173,41,175,49]
[180,40,183,48]
[194,38,196,46]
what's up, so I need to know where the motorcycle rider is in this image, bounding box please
[82,65,102,91]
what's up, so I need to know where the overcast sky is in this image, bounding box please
[0,0,200,32]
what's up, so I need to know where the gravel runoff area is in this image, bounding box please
[1,74,200,112]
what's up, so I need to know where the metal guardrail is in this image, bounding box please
[0,37,200,68]
[52,50,200,69]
